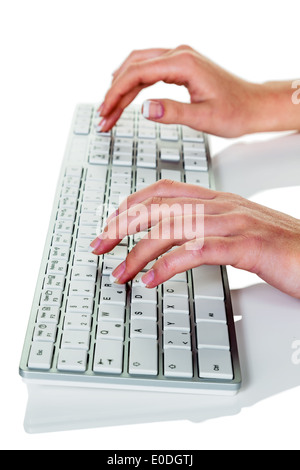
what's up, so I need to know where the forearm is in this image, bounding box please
[247,80,300,134]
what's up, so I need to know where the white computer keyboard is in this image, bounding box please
[19,104,241,395]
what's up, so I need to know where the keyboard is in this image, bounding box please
[19,104,241,395]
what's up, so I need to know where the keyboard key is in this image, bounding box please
[102,258,123,276]
[195,298,227,323]
[185,171,210,188]
[57,349,87,372]
[198,349,233,380]
[164,331,191,350]
[160,148,181,162]
[61,330,90,349]
[47,259,68,276]
[183,142,206,152]
[182,127,204,142]
[57,208,76,222]
[164,313,190,332]
[52,232,72,247]
[105,245,128,260]
[89,153,109,165]
[196,322,230,350]
[130,319,157,339]
[164,349,193,378]
[192,266,224,300]
[100,285,126,306]
[86,166,108,182]
[113,153,133,166]
[160,127,179,141]
[137,154,156,168]
[184,157,208,171]
[37,306,60,324]
[163,281,189,298]
[98,304,125,322]
[131,302,157,320]
[28,342,54,370]
[40,289,63,307]
[71,265,97,282]
[49,245,70,262]
[93,339,123,374]
[131,286,157,304]
[66,296,94,315]
[97,321,125,341]
[136,168,156,186]
[64,313,92,331]
[54,220,74,234]
[43,274,65,291]
[33,323,57,342]
[138,126,156,139]
[74,253,98,268]
[59,196,78,210]
[129,338,158,376]
[163,296,189,314]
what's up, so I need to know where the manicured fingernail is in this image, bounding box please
[110,261,126,284]
[141,269,155,287]
[142,100,164,120]
[96,118,107,132]
[89,236,103,253]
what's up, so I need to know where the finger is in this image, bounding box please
[140,236,247,287]
[91,197,205,255]
[92,193,229,255]
[96,85,144,132]
[102,212,242,284]
[141,99,212,131]
[101,54,192,117]
[116,180,217,218]
[112,48,170,82]
[109,214,203,284]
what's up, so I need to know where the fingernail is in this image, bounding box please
[96,118,107,132]
[142,100,164,120]
[141,269,155,287]
[89,236,103,253]
[110,261,126,283]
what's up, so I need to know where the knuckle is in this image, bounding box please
[158,254,174,275]
[128,49,140,59]
[158,178,177,189]
[175,44,194,53]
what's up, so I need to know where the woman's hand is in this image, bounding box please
[97,45,300,136]
[90,180,300,300]
[97,45,262,137]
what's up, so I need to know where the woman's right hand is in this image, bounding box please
[97,45,264,137]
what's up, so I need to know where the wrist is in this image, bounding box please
[245,81,300,134]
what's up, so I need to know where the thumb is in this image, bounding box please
[141,99,209,130]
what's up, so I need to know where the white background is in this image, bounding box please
[1,0,299,450]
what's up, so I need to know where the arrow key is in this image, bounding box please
[163,331,191,350]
